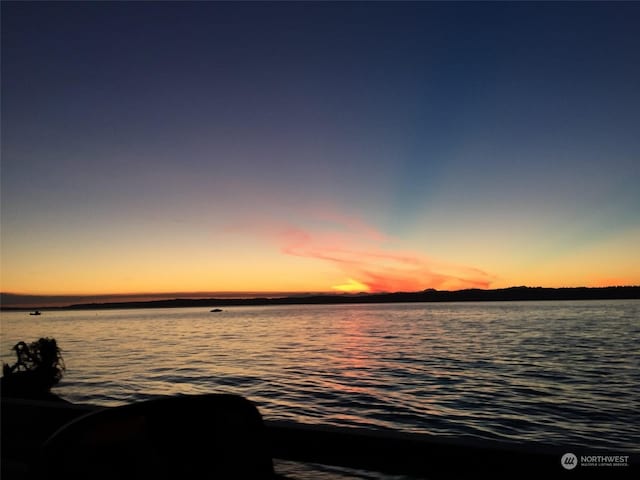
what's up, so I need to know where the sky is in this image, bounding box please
[1,1,639,303]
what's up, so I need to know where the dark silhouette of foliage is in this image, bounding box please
[1,337,66,399]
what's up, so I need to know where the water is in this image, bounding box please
[2,301,639,456]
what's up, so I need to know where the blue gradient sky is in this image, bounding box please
[2,1,639,298]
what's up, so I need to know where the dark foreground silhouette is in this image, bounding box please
[38,394,276,480]
[2,394,635,480]
[1,338,66,402]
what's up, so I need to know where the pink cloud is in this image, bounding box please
[270,218,494,292]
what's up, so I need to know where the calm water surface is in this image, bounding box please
[2,301,638,452]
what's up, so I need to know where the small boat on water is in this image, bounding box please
[29,311,41,316]
[210,308,223,313]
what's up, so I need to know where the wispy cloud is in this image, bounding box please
[266,216,494,292]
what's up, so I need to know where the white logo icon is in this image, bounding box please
[561,453,578,470]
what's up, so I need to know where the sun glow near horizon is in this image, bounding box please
[332,278,371,293]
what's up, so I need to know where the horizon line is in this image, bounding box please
[2,285,639,309]
[0,290,335,308]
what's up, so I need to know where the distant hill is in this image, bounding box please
[2,286,638,311]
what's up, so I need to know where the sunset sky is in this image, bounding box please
[2,2,639,303]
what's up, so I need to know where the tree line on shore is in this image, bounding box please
[5,285,638,311]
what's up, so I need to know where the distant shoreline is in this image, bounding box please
[2,286,639,311]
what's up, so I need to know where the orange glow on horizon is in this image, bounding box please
[2,211,638,299]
